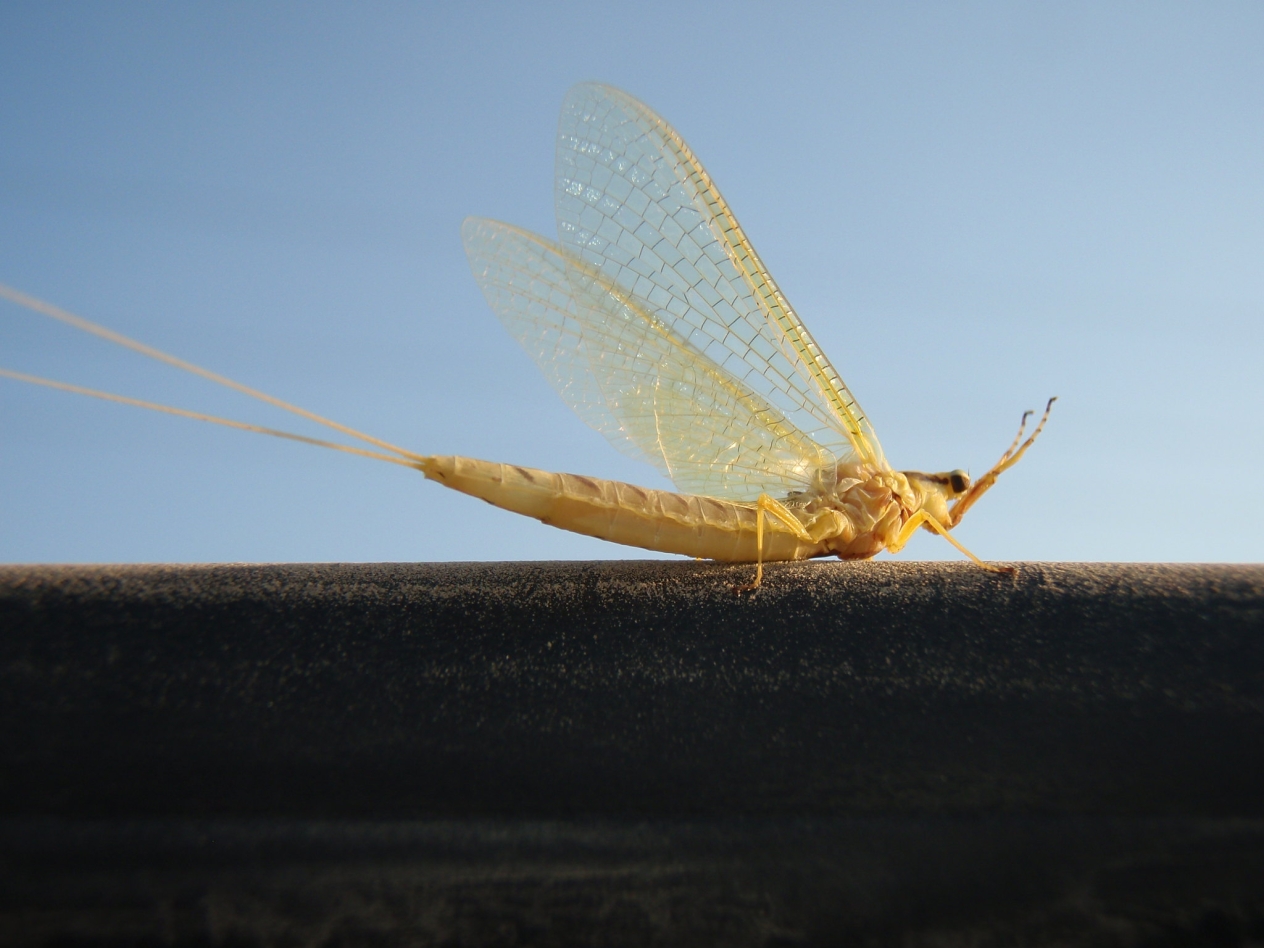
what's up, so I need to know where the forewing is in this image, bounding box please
[555,82,884,469]
[462,217,835,499]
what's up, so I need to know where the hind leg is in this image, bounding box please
[735,494,814,593]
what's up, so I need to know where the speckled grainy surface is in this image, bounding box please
[1,561,1262,946]
[3,560,1262,819]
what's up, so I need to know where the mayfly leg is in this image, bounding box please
[998,409,1035,465]
[949,397,1056,526]
[735,494,813,594]
[889,509,1013,574]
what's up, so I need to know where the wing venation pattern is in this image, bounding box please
[462,218,835,499]
[554,82,884,468]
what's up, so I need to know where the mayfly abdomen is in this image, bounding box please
[419,455,824,563]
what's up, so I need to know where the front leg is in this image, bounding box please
[949,397,1056,527]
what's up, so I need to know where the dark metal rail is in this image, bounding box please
[2,561,1262,945]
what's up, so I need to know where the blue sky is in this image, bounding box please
[1,2,1261,563]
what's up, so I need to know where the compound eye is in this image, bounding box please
[949,471,970,494]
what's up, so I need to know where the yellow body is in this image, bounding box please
[421,455,951,564]
[1,83,1055,586]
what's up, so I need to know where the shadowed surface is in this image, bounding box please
[1,561,1262,945]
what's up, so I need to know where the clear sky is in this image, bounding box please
[1,2,1261,564]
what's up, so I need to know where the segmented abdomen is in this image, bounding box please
[420,455,827,562]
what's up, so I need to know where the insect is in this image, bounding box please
[2,83,1053,589]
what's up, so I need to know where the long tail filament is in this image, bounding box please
[0,282,424,469]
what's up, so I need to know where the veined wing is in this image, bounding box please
[462,217,835,499]
[555,82,884,471]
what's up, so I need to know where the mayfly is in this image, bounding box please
[1,83,1053,589]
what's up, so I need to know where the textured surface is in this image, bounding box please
[1,560,1262,945]
[4,817,1263,947]
[3,560,1262,819]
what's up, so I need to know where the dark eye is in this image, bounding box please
[949,471,969,494]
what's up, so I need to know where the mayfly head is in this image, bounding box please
[901,469,972,526]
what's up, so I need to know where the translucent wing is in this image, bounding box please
[555,82,884,470]
[462,217,835,498]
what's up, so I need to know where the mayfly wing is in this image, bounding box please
[462,217,835,499]
[555,82,884,472]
